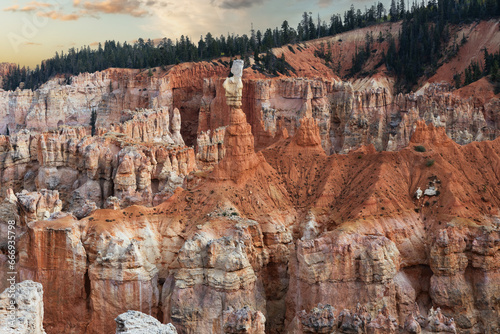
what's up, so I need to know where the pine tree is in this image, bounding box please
[390,0,398,21]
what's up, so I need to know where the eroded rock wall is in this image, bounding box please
[0,123,196,215]
[196,77,499,163]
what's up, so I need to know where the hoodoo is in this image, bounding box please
[212,60,265,184]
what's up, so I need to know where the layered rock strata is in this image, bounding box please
[0,113,196,214]
[1,37,499,334]
[0,63,228,147]
[197,76,499,162]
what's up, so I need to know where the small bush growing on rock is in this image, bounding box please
[426,159,435,167]
[414,145,426,152]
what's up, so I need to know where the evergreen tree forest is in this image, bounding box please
[383,0,500,91]
[3,0,500,92]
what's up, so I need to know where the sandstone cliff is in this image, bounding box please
[0,112,196,215]
[0,62,227,146]
[196,75,499,164]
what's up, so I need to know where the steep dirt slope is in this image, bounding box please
[429,19,500,84]
[270,22,401,79]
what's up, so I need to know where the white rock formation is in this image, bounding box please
[424,186,438,196]
[0,280,46,334]
[301,211,319,240]
[222,60,244,107]
[115,310,177,334]
[16,189,62,222]
[415,187,423,200]
[171,108,185,146]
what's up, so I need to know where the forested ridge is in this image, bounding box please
[3,0,500,92]
[383,0,500,91]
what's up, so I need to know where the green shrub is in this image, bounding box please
[414,145,426,152]
[426,159,435,167]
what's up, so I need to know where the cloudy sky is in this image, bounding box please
[1,0,377,67]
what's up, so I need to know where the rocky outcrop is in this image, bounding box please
[298,303,336,333]
[170,108,185,146]
[285,232,401,331]
[102,107,186,147]
[211,61,266,183]
[292,304,400,334]
[211,106,265,183]
[16,189,62,223]
[0,280,46,334]
[88,240,160,334]
[0,125,196,212]
[162,227,268,333]
[115,311,177,334]
[0,62,228,148]
[18,216,88,333]
[223,306,266,334]
[428,225,500,332]
[423,307,457,333]
[3,119,498,334]
[104,107,175,144]
[196,127,226,165]
[0,72,110,136]
[1,54,497,163]
[17,204,169,334]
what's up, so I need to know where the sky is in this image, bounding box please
[0,0,377,68]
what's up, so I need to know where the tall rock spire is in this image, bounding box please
[171,108,185,146]
[212,60,263,183]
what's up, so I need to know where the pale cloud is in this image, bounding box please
[317,0,333,8]
[23,41,42,46]
[3,4,20,11]
[4,0,163,20]
[212,0,266,9]
[21,1,53,11]
[150,0,243,40]
[3,1,53,12]
[37,10,82,21]
[75,0,159,17]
